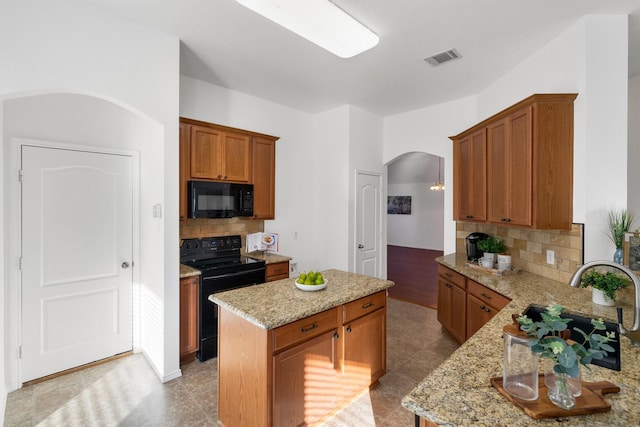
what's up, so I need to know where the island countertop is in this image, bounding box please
[402,253,640,426]
[210,269,394,330]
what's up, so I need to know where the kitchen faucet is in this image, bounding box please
[569,260,640,347]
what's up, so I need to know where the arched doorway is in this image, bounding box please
[386,152,444,308]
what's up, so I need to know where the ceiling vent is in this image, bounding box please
[424,48,461,66]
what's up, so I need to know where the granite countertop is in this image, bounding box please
[210,269,394,330]
[180,264,201,278]
[402,253,640,426]
[245,251,292,264]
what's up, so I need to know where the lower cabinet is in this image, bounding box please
[266,261,289,282]
[437,265,510,343]
[436,266,467,344]
[273,330,340,426]
[218,291,387,427]
[179,276,199,363]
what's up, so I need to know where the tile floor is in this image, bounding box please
[4,298,458,426]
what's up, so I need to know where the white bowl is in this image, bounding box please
[295,279,328,292]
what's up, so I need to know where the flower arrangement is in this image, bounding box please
[517,304,616,378]
[607,208,635,249]
[579,269,629,302]
[477,236,506,254]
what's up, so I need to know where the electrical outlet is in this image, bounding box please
[546,250,555,265]
[294,231,298,240]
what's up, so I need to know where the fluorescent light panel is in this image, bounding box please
[236,0,379,58]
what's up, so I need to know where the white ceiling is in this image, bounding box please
[89,0,640,116]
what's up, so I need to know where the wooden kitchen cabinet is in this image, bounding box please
[453,128,486,222]
[265,261,289,282]
[341,292,386,395]
[451,94,577,230]
[252,136,277,219]
[179,276,199,364]
[218,292,388,427]
[190,124,251,182]
[466,279,510,338]
[436,265,466,344]
[179,118,279,221]
[179,123,190,223]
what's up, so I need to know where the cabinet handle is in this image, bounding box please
[301,323,318,333]
[361,302,374,309]
[346,326,352,333]
[480,293,492,300]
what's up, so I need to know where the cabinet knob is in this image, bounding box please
[466,215,473,219]
[333,332,339,339]
[346,326,352,333]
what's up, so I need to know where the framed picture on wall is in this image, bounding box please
[387,196,411,215]
[623,231,640,271]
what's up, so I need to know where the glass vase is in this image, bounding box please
[614,247,623,264]
[544,359,581,397]
[548,372,576,410]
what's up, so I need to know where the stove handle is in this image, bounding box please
[202,269,264,281]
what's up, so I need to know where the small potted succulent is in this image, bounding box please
[579,269,629,306]
[476,236,506,265]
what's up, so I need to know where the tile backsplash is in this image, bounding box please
[180,218,264,253]
[456,222,584,284]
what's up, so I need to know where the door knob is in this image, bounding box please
[358,244,364,249]
[121,262,130,269]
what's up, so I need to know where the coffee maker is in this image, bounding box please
[466,232,489,261]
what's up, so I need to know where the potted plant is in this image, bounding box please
[476,236,506,264]
[607,208,635,264]
[579,269,629,306]
[517,304,616,410]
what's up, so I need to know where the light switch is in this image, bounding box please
[546,250,555,265]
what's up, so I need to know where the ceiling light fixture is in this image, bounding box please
[430,157,445,191]
[235,0,379,58]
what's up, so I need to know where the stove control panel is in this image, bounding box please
[180,235,243,261]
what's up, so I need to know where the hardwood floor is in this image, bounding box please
[387,245,442,309]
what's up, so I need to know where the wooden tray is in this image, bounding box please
[465,262,519,276]
[490,375,620,419]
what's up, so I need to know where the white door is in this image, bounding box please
[21,145,133,382]
[355,172,381,277]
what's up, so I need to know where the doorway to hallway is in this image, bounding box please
[386,246,442,308]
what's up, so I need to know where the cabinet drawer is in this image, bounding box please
[266,262,289,280]
[343,291,386,324]
[272,307,340,352]
[467,279,510,310]
[437,265,465,289]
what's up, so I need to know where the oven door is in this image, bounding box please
[198,267,266,361]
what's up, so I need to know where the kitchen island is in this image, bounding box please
[403,253,640,426]
[210,269,394,427]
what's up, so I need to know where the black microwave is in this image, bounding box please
[188,180,254,218]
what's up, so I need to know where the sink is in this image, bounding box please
[522,304,621,371]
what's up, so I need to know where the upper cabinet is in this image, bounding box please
[179,118,279,222]
[451,94,577,230]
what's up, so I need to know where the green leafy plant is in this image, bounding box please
[607,208,635,248]
[517,304,616,378]
[476,236,506,254]
[579,269,629,301]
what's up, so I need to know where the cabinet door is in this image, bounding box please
[179,276,199,363]
[437,278,466,344]
[266,261,289,282]
[273,330,340,427]
[252,137,276,219]
[190,125,223,179]
[179,123,190,222]
[454,129,486,222]
[342,307,386,395]
[505,107,532,227]
[221,131,251,182]
[487,108,533,226]
[466,294,499,339]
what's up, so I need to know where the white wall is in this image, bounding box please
[387,183,445,250]
[629,75,640,219]
[477,15,628,261]
[384,96,477,255]
[1,0,181,400]
[384,15,631,261]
